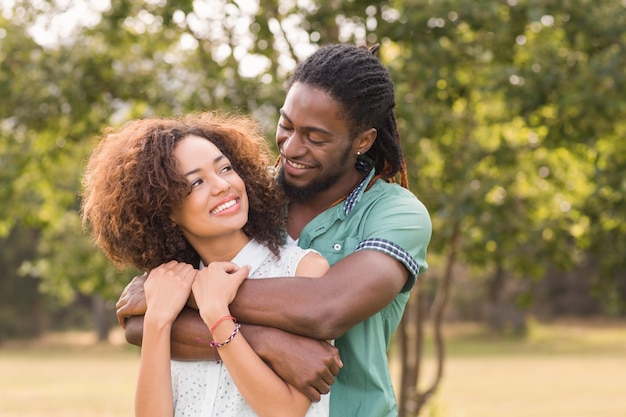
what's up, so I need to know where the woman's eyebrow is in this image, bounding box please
[183,155,225,177]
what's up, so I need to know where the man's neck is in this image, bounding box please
[287,170,365,239]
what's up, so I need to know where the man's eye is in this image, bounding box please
[278,123,293,131]
[307,135,323,145]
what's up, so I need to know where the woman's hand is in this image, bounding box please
[192,262,250,325]
[144,261,197,325]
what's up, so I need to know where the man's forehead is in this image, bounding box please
[282,84,348,123]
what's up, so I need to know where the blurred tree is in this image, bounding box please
[0,228,43,340]
[376,1,624,413]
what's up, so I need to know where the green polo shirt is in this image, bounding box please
[297,169,432,417]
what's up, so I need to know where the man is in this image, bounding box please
[117,43,431,417]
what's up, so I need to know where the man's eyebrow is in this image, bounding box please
[279,109,332,136]
[183,155,225,177]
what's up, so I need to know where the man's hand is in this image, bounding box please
[115,272,148,328]
[244,325,342,402]
[120,295,343,400]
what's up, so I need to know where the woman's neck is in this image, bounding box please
[192,230,251,265]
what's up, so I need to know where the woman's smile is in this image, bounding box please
[210,197,240,215]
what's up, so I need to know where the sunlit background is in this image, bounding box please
[1,0,625,416]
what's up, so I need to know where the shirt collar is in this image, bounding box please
[343,169,376,216]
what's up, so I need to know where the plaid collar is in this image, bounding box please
[343,169,376,216]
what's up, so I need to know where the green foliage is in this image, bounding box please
[373,0,625,311]
[0,228,42,339]
[0,0,624,314]
[18,210,131,303]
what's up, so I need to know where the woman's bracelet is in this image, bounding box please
[209,315,236,333]
[209,323,241,349]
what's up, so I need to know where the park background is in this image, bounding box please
[0,0,624,416]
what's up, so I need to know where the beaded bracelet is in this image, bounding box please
[209,323,241,349]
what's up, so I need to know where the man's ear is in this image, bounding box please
[355,128,377,155]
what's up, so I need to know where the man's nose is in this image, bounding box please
[280,132,306,158]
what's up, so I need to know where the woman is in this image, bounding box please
[81,111,330,417]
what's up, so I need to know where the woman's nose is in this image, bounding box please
[211,176,231,195]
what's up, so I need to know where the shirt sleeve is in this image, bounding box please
[355,184,432,292]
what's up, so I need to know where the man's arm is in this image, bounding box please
[124,308,219,360]
[116,272,148,327]
[119,289,341,402]
[243,324,340,402]
[116,250,406,395]
[230,250,408,340]
[118,251,408,345]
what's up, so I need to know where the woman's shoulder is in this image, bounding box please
[254,245,328,278]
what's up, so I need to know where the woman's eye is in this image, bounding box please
[191,179,203,188]
[220,165,233,174]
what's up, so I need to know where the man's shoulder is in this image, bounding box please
[370,178,419,195]
[362,180,429,214]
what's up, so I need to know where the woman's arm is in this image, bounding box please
[134,262,196,417]
[210,320,312,417]
[193,259,329,417]
[135,317,175,417]
[295,251,330,278]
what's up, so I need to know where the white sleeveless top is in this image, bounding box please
[170,240,329,417]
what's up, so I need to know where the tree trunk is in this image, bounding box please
[398,279,422,417]
[92,294,112,342]
[398,226,459,416]
[486,263,506,332]
[485,263,528,335]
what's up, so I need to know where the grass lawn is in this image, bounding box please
[0,330,139,417]
[413,318,626,417]
[1,319,625,417]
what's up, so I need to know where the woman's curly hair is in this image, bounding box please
[81,111,286,271]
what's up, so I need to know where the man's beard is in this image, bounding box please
[277,144,353,202]
[277,166,343,203]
